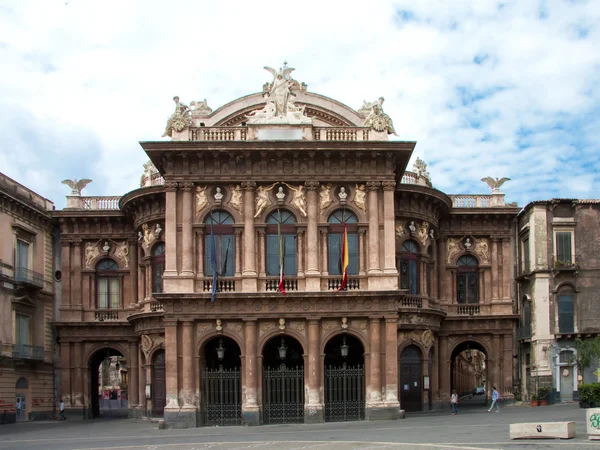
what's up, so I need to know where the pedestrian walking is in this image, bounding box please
[488,386,500,412]
[451,390,458,415]
[60,399,67,420]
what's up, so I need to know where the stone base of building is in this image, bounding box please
[164,407,197,429]
[365,403,403,420]
[128,406,145,419]
[304,405,323,423]
[242,405,261,426]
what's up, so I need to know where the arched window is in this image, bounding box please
[96,259,120,309]
[456,255,479,304]
[204,211,235,277]
[266,210,297,276]
[399,240,419,294]
[152,243,165,293]
[557,286,575,333]
[327,210,358,275]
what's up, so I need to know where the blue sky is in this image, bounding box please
[0,0,599,208]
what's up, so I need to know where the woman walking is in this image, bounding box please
[488,386,500,412]
[451,390,458,415]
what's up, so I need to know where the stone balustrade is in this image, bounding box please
[187,126,373,142]
[81,196,121,210]
[450,195,491,208]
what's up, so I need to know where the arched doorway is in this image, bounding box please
[450,341,488,407]
[15,377,29,422]
[324,334,365,422]
[151,350,166,417]
[201,336,242,426]
[399,345,422,412]
[262,335,304,424]
[89,347,126,417]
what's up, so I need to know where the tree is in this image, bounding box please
[574,337,600,382]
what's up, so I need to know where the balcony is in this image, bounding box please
[202,278,236,293]
[12,344,44,361]
[517,325,532,341]
[14,267,44,289]
[265,277,298,292]
[95,310,119,321]
[397,294,423,308]
[325,277,361,291]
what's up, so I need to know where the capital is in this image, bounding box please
[366,181,381,191]
[305,181,320,191]
[179,182,194,192]
[164,182,178,192]
[241,181,256,191]
[381,181,396,191]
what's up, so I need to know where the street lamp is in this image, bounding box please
[465,345,472,362]
[340,336,349,359]
[216,338,226,361]
[278,338,288,360]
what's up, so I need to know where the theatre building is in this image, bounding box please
[54,64,520,428]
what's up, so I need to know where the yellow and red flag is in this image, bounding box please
[338,223,349,291]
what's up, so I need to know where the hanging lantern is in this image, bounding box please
[340,336,349,358]
[465,345,472,362]
[216,338,226,361]
[278,338,288,360]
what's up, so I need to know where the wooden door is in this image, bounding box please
[400,346,422,412]
[152,351,166,416]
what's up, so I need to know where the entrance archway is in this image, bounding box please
[201,336,242,426]
[89,347,126,417]
[450,340,488,407]
[324,334,365,422]
[151,350,166,417]
[262,335,304,424]
[399,345,422,412]
[15,377,29,422]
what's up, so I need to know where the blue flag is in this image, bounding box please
[210,216,218,302]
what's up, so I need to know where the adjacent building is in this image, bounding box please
[516,198,600,403]
[0,173,57,423]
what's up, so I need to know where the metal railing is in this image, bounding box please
[14,267,44,288]
[12,344,44,361]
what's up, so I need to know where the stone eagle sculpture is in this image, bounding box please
[62,178,93,196]
[481,177,510,192]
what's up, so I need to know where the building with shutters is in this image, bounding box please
[52,64,521,428]
[515,198,600,403]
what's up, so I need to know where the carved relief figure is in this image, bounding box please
[142,223,154,248]
[353,184,366,211]
[254,183,277,218]
[283,182,307,217]
[114,241,130,268]
[319,183,333,211]
[474,238,490,263]
[162,96,192,138]
[229,184,242,213]
[446,238,461,264]
[360,97,397,135]
[418,221,429,246]
[195,185,208,215]
[395,220,405,237]
[85,242,100,268]
[61,178,92,196]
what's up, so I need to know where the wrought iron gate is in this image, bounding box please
[324,364,365,422]
[262,365,304,424]
[201,367,242,426]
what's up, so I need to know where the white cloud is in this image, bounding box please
[0,0,599,208]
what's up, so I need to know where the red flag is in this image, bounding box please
[278,213,286,295]
[338,223,349,292]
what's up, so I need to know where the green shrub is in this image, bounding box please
[579,383,600,406]
[538,387,551,400]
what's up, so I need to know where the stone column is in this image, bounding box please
[241,182,257,291]
[60,342,71,406]
[164,320,179,410]
[320,229,328,275]
[73,342,83,407]
[502,333,512,395]
[164,182,178,277]
[382,181,397,274]
[366,181,381,274]
[431,337,440,408]
[492,334,501,391]
[129,239,138,305]
[242,320,259,425]
[439,336,449,405]
[305,320,323,423]
[138,347,146,412]
[297,230,304,277]
[60,239,71,306]
[359,230,367,275]
[305,181,320,289]
[196,230,204,276]
[145,261,152,300]
[181,320,195,407]
[384,318,400,412]
[502,238,511,299]
[129,341,139,412]
[72,240,82,307]
[258,230,266,277]
[422,350,430,411]
[234,230,242,277]
[491,237,499,300]
[438,238,446,303]
[180,183,194,287]
[366,317,383,419]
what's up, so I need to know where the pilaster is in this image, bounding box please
[242,320,260,425]
[241,181,257,291]
[163,182,178,279]
[305,181,320,289]
[305,320,323,423]
[382,181,397,274]
[366,181,381,274]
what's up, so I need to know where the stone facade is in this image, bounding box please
[516,199,600,403]
[0,173,56,423]
[50,68,521,428]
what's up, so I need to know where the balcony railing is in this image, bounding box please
[95,310,119,321]
[398,294,423,308]
[450,195,491,208]
[326,277,361,291]
[12,344,44,361]
[265,277,298,292]
[82,196,121,210]
[457,304,480,315]
[150,301,164,312]
[14,267,44,289]
[517,325,532,341]
[202,278,236,293]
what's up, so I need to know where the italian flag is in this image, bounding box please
[278,213,286,295]
[338,223,349,292]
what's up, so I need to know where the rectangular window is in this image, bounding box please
[558,295,574,333]
[152,260,164,293]
[98,277,120,309]
[98,278,108,309]
[109,278,120,309]
[328,233,358,276]
[522,238,530,272]
[16,239,30,281]
[16,314,30,346]
[556,232,572,264]
[204,235,235,277]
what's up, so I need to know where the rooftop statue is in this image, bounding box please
[247,62,311,124]
[162,96,193,137]
[413,157,431,181]
[359,97,397,135]
[481,177,511,193]
[190,99,213,116]
[62,178,92,196]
